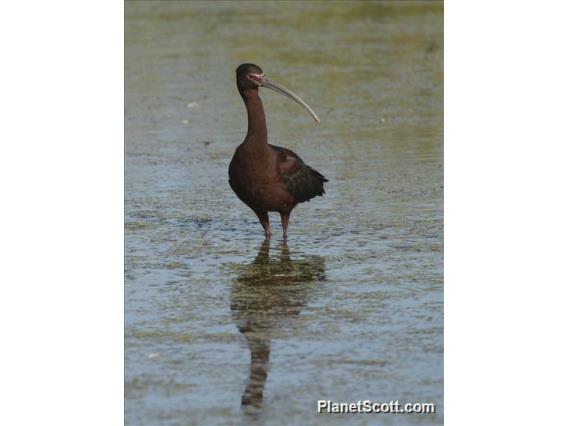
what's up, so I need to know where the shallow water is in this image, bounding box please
[125,2,443,425]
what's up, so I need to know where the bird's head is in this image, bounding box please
[236,63,264,92]
[235,63,320,124]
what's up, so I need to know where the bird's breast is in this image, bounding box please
[229,146,294,212]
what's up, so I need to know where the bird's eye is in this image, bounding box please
[247,74,264,85]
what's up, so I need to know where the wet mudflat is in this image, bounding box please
[125,2,443,425]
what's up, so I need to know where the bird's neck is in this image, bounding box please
[243,90,268,147]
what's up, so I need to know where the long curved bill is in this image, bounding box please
[255,74,320,124]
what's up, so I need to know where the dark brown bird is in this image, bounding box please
[229,63,328,238]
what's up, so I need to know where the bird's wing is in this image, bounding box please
[270,145,328,203]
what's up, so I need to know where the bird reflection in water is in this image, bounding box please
[230,239,325,411]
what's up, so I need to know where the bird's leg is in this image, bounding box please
[280,212,290,239]
[255,211,271,238]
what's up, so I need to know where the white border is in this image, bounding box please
[446,1,568,424]
[0,1,123,424]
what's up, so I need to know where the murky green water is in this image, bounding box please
[125,1,443,425]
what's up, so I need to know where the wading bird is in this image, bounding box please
[229,63,327,238]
